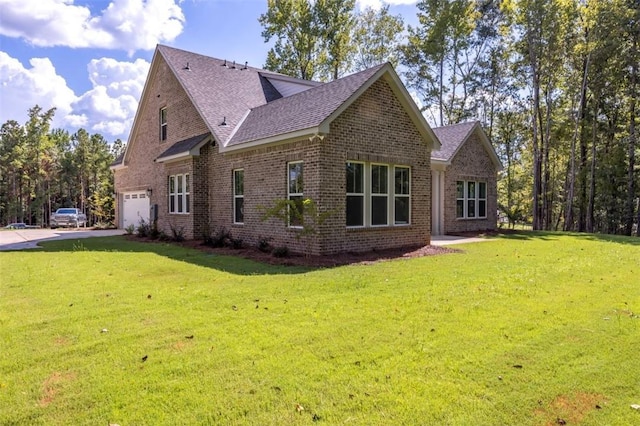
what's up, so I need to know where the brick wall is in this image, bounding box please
[443,132,498,234]
[114,54,209,238]
[205,78,432,255]
[117,60,434,255]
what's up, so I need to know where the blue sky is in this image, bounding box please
[0,0,420,142]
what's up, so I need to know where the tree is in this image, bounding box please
[402,0,483,126]
[260,0,321,80]
[260,0,357,81]
[352,5,404,71]
[315,0,356,80]
[0,106,118,227]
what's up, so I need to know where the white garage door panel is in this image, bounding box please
[123,192,150,229]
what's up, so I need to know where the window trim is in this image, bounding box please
[168,173,190,214]
[346,161,366,228]
[394,166,411,225]
[233,169,244,224]
[287,161,304,228]
[370,163,389,227]
[456,180,487,219]
[160,107,167,141]
[346,161,411,228]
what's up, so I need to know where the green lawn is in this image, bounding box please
[1,233,639,425]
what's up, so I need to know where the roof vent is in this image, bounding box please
[184,62,190,70]
[241,61,248,71]
[231,61,236,70]
[220,116,227,126]
[221,59,227,67]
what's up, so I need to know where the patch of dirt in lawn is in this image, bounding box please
[535,392,606,425]
[39,371,76,407]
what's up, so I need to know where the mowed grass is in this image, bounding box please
[0,233,639,425]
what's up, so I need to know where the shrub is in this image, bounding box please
[202,227,231,248]
[124,224,135,235]
[257,236,272,253]
[229,237,243,249]
[272,246,289,258]
[136,219,150,238]
[169,223,186,242]
[149,223,161,240]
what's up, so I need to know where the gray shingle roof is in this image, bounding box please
[227,64,387,147]
[431,121,478,161]
[157,45,285,144]
[147,45,437,155]
[111,151,124,167]
[156,132,211,161]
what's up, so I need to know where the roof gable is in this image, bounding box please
[431,121,502,170]
[224,63,440,152]
[118,45,440,163]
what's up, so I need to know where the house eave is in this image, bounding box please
[221,127,321,153]
[430,159,450,171]
[109,163,127,171]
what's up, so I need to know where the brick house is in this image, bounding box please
[431,121,502,235]
[112,45,496,255]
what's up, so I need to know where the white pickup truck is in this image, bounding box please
[51,208,87,228]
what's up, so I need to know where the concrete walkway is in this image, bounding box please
[0,229,125,251]
[430,235,494,246]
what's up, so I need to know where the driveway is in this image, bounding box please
[0,229,125,251]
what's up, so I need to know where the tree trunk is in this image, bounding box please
[624,37,637,235]
[566,41,591,231]
[587,100,598,233]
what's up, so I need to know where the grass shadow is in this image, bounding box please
[33,236,316,276]
[496,229,640,246]
[27,236,458,276]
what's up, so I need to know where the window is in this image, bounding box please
[346,162,364,227]
[394,167,410,224]
[233,169,244,224]
[371,164,388,226]
[287,162,304,227]
[160,107,167,141]
[346,161,411,227]
[456,180,487,219]
[168,173,190,214]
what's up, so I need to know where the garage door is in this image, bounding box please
[122,191,150,229]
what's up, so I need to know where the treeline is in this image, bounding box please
[0,106,124,227]
[261,0,639,235]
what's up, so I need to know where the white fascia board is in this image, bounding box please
[220,127,320,153]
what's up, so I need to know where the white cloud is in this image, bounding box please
[0,0,184,52]
[356,0,418,11]
[0,51,77,129]
[0,51,149,141]
[71,57,149,139]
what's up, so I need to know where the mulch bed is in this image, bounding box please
[179,240,462,268]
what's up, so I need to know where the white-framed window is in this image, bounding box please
[456,180,487,219]
[168,173,190,214]
[346,161,411,228]
[233,169,244,224]
[160,107,167,141]
[371,164,389,226]
[394,166,411,225]
[346,162,365,227]
[287,162,304,227]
